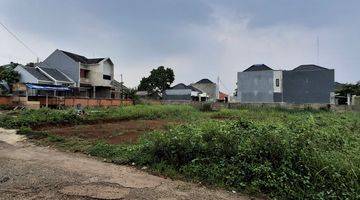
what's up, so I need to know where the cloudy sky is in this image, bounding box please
[0,0,359,93]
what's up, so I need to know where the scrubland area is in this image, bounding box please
[0,105,359,199]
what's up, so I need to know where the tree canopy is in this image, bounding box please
[0,67,19,85]
[336,82,360,96]
[138,66,175,96]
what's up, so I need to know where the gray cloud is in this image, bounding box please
[0,0,359,94]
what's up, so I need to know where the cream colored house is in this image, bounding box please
[41,49,115,98]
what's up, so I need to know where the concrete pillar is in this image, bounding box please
[93,86,96,99]
[347,93,351,106]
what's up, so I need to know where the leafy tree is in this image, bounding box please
[0,67,19,85]
[336,82,360,96]
[138,66,175,96]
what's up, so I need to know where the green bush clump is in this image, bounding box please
[199,103,213,112]
[124,116,359,199]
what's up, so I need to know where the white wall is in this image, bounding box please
[103,60,113,76]
[85,59,114,87]
[273,70,283,93]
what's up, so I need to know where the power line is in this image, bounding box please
[0,21,38,59]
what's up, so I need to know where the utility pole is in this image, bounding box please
[217,76,220,100]
[120,74,123,99]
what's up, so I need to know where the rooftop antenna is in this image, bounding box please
[316,36,320,65]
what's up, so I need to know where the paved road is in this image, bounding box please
[0,128,254,200]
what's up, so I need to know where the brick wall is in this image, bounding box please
[0,96,12,105]
[29,97,133,107]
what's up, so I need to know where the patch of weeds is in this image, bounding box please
[18,126,48,139]
[47,134,65,143]
[111,131,124,137]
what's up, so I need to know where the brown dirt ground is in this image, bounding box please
[38,120,176,144]
[0,131,258,200]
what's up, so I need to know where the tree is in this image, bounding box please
[336,82,360,96]
[0,67,19,85]
[138,66,175,96]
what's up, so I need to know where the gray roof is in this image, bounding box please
[60,50,105,64]
[196,79,214,84]
[39,67,73,82]
[244,64,273,72]
[23,66,52,82]
[111,80,128,90]
[293,64,329,71]
[171,83,189,89]
[171,83,203,92]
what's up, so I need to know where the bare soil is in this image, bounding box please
[38,120,176,144]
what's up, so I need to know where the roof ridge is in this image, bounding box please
[59,50,104,64]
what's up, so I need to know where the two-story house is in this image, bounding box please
[41,49,115,98]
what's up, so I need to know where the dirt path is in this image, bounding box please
[0,128,255,200]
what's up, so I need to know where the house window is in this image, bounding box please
[276,79,280,87]
[80,69,89,78]
[103,75,111,80]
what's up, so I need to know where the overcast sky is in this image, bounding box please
[0,0,359,92]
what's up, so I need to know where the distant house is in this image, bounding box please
[15,65,75,86]
[110,80,127,99]
[40,49,116,98]
[282,65,335,104]
[163,83,208,101]
[236,64,334,104]
[190,79,219,101]
[14,65,75,96]
[218,91,228,102]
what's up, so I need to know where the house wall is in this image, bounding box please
[14,66,39,84]
[237,71,274,103]
[191,83,218,101]
[283,69,334,104]
[42,50,80,85]
[86,60,113,87]
[163,89,192,100]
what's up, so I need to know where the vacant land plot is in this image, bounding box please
[38,120,176,144]
[0,105,359,199]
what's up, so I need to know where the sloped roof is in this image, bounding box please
[187,85,202,93]
[23,66,53,82]
[39,67,73,83]
[244,64,273,72]
[60,50,105,64]
[293,64,329,71]
[196,79,214,84]
[111,80,128,90]
[170,83,203,92]
[171,83,188,89]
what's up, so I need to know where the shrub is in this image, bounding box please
[124,116,360,199]
[199,103,213,112]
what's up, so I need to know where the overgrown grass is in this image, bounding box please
[88,107,360,199]
[1,105,359,199]
[0,105,200,128]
